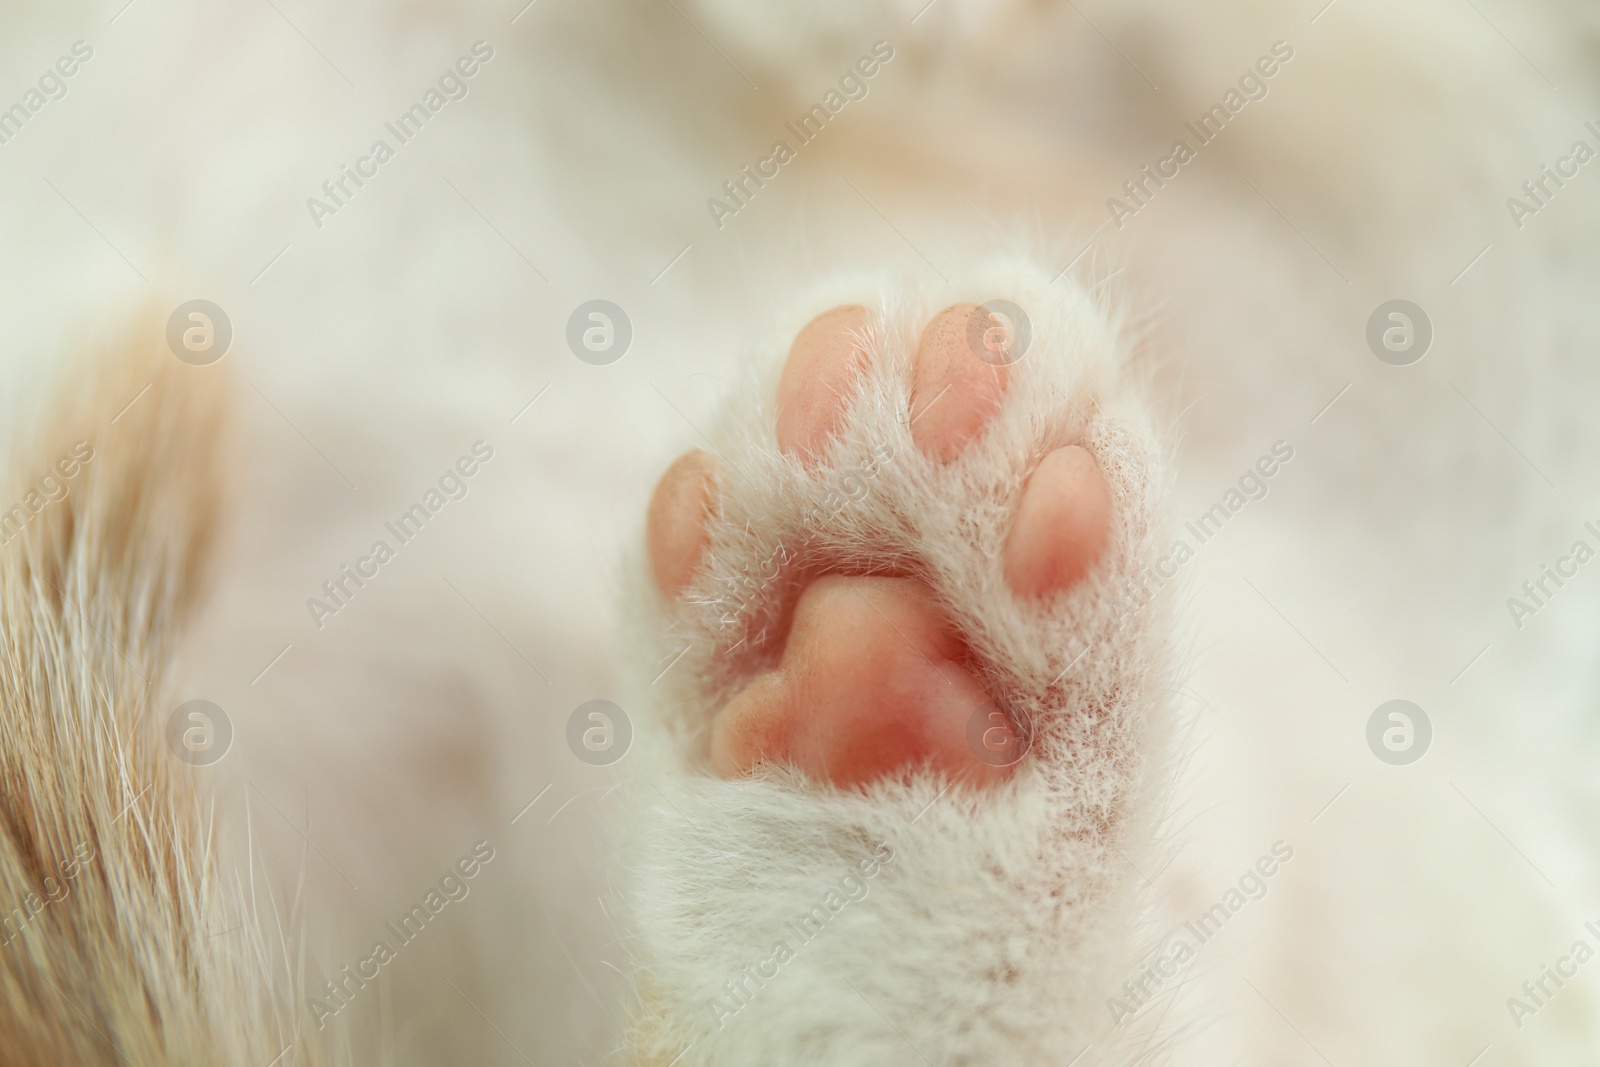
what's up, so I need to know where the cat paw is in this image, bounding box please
[646,302,1113,789]
[622,260,1172,1065]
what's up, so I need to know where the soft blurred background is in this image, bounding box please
[1,0,1598,1063]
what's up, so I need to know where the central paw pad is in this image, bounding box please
[645,300,1112,790]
